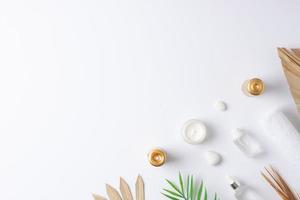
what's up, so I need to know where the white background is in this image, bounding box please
[1,0,300,199]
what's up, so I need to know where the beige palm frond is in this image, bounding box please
[120,177,133,200]
[93,193,106,200]
[135,175,144,200]
[277,47,300,113]
[261,166,300,200]
[93,176,145,200]
[106,184,122,200]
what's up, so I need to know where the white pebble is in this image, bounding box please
[214,101,227,111]
[204,151,222,166]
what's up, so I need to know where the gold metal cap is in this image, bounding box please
[243,78,264,96]
[148,149,166,167]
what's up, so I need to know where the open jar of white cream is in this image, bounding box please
[182,119,207,144]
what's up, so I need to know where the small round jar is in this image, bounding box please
[242,78,264,96]
[182,119,207,144]
[148,149,166,167]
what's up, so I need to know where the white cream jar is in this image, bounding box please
[182,119,207,144]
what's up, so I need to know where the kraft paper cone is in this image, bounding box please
[278,47,300,113]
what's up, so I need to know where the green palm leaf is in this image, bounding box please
[190,176,194,200]
[204,188,207,200]
[166,179,183,196]
[197,181,203,200]
[186,175,190,200]
[163,189,184,198]
[162,172,220,200]
[179,172,185,197]
[162,193,180,200]
[213,193,217,200]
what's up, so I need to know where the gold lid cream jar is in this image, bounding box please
[242,78,265,96]
[148,149,166,167]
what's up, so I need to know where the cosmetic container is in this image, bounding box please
[231,129,263,157]
[148,148,166,167]
[227,176,264,200]
[242,78,264,96]
[182,119,207,144]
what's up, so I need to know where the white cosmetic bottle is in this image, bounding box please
[227,176,264,200]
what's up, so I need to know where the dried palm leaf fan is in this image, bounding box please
[93,175,144,200]
[278,47,300,113]
[261,166,300,200]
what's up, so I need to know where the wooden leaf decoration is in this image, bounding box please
[93,193,106,200]
[93,175,144,200]
[120,177,133,200]
[106,184,122,200]
[291,49,300,60]
[278,47,300,113]
[136,175,145,200]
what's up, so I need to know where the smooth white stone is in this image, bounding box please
[204,151,222,165]
[213,101,227,111]
[182,119,207,144]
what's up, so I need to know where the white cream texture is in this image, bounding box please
[213,100,227,111]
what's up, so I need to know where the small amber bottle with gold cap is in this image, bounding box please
[148,148,166,167]
[242,78,265,96]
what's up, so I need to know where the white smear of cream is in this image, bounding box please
[214,100,227,111]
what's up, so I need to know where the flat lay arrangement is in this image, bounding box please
[3,1,300,199]
[93,48,300,200]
